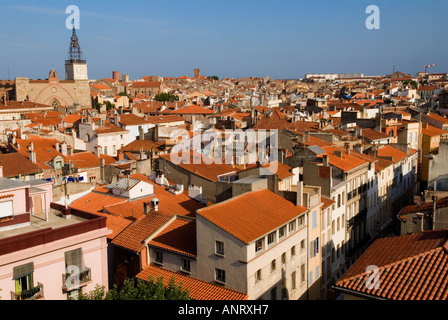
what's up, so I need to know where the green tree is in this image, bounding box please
[80,276,191,300]
[154,93,179,102]
[207,75,219,81]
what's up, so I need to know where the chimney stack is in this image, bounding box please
[151,198,159,212]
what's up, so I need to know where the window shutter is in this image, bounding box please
[65,248,86,272]
[13,262,34,280]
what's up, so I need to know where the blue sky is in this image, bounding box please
[1,0,447,80]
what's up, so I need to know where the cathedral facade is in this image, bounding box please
[14,27,90,110]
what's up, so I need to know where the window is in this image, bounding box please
[300,239,305,251]
[291,271,297,290]
[215,268,226,283]
[282,252,287,264]
[181,258,190,272]
[55,161,62,170]
[155,251,163,264]
[337,217,340,231]
[291,245,296,257]
[271,259,276,272]
[332,220,335,235]
[312,210,317,229]
[316,266,320,278]
[310,238,319,257]
[104,146,108,155]
[289,220,296,232]
[0,200,13,219]
[255,269,262,282]
[298,215,305,226]
[337,194,341,208]
[300,264,306,283]
[215,241,224,256]
[279,225,286,238]
[268,232,276,245]
[255,239,264,253]
[13,262,34,297]
[309,271,313,285]
[342,214,345,228]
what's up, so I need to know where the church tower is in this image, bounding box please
[65,27,88,81]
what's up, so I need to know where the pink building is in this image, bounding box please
[0,167,111,300]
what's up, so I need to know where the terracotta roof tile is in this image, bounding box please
[377,145,409,163]
[335,230,448,300]
[66,152,101,169]
[197,189,308,244]
[112,212,172,252]
[320,146,368,172]
[148,216,197,257]
[0,153,42,177]
[136,265,248,300]
[160,151,237,182]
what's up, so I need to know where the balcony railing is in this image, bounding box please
[11,282,44,300]
[62,268,92,291]
[346,209,367,230]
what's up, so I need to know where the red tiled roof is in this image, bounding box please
[159,151,237,182]
[136,265,248,300]
[335,230,448,300]
[111,212,172,252]
[320,146,368,172]
[118,114,151,126]
[361,128,391,141]
[66,152,101,169]
[119,139,165,153]
[144,115,185,124]
[0,153,42,177]
[148,216,197,258]
[197,189,308,244]
[377,145,410,163]
[170,105,216,115]
[422,125,448,137]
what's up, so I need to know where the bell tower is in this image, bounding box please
[65,27,88,81]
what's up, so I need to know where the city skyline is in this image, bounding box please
[1,0,447,80]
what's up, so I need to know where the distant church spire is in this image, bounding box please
[67,26,84,62]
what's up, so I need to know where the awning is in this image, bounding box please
[13,262,34,280]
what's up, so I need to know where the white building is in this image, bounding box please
[196,189,309,300]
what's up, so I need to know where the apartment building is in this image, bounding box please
[0,174,110,300]
[196,189,309,300]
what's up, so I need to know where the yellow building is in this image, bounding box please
[421,123,448,188]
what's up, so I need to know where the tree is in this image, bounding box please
[207,76,219,81]
[154,93,179,102]
[80,276,191,300]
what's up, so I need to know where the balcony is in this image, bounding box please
[11,282,44,300]
[346,209,367,230]
[62,268,92,291]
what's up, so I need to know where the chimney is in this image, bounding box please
[143,202,151,215]
[151,198,159,212]
[345,143,350,155]
[416,212,424,233]
[323,154,329,166]
[296,180,303,207]
[334,150,343,158]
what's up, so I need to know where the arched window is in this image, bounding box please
[51,99,59,108]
